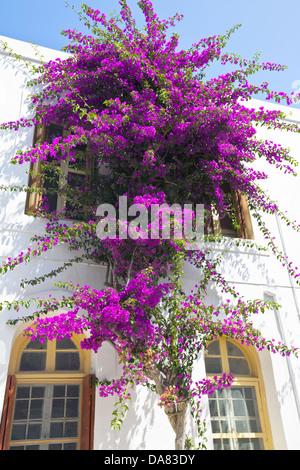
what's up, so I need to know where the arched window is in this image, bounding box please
[0,334,94,450]
[204,337,273,450]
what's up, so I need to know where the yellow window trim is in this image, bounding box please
[205,337,274,450]
[8,333,91,376]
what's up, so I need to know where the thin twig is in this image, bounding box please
[126,246,137,287]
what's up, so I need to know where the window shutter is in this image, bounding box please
[25,124,46,213]
[0,375,16,450]
[233,191,254,240]
[209,185,254,240]
[80,374,95,450]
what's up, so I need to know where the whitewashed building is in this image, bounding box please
[0,36,299,451]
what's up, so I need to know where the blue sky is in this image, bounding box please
[1,0,300,108]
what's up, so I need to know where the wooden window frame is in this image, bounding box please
[25,124,45,213]
[210,190,254,240]
[25,124,91,219]
[0,334,94,450]
[205,337,273,450]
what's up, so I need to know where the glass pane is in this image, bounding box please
[67,385,80,397]
[51,399,65,418]
[226,341,244,357]
[66,399,79,418]
[231,387,244,399]
[9,444,40,450]
[46,124,64,143]
[237,438,264,450]
[11,424,26,441]
[211,421,220,433]
[65,172,87,219]
[233,399,247,417]
[218,400,228,417]
[27,423,41,440]
[236,419,249,433]
[19,352,46,371]
[67,172,86,189]
[49,444,62,450]
[16,387,30,399]
[223,439,231,450]
[48,442,78,450]
[25,339,47,350]
[249,419,259,433]
[65,421,78,438]
[55,352,80,371]
[14,400,29,420]
[213,438,232,450]
[229,358,250,375]
[56,338,77,350]
[32,387,45,399]
[53,385,66,397]
[245,400,256,416]
[68,144,87,171]
[220,216,237,238]
[221,420,230,433]
[209,400,219,417]
[50,421,64,438]
[43,170,59,212]
[207,341,220,355]
[213,439,222,450]
[43,124,63,213]
[205,357,222,374]
[237,438,251,450]
[216,388,227,399]
[64,443,77,450]
[252,438,264,450]
[29,400,44,419]
[244,387,255,399]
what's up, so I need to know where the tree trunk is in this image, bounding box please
[165,402,188,450]
[145,365,188,450]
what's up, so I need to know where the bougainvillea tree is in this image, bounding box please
[1,0,300,450]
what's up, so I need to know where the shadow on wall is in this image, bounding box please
[0,52,40,229]
[183,245,277,302]
[96,383,175,450]
[0,124,35,231]
[92,341,175,450]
